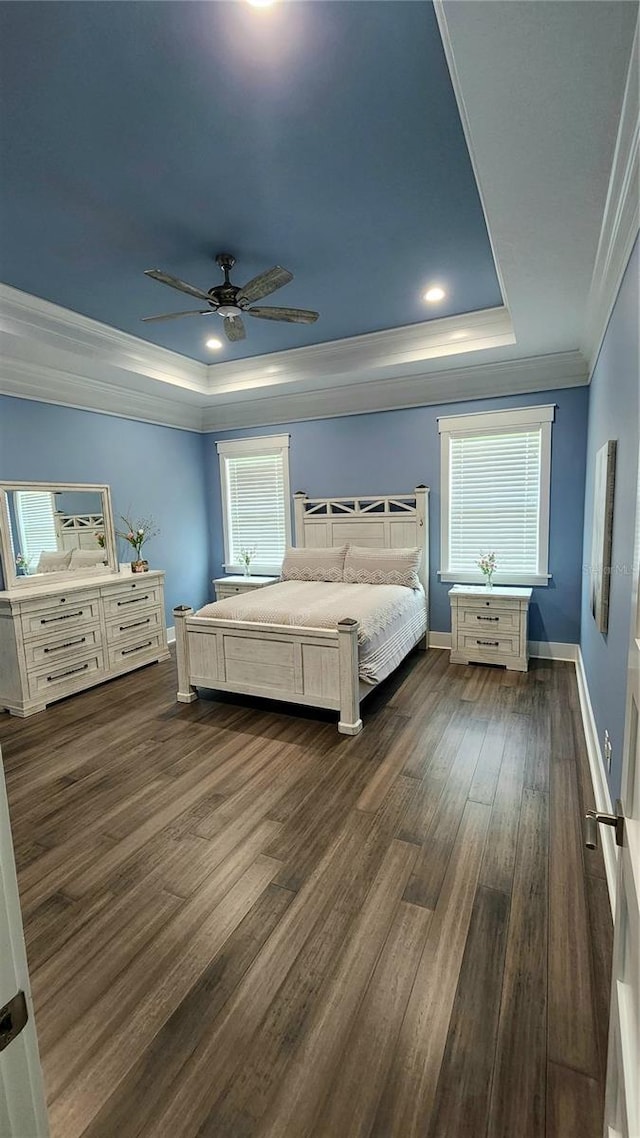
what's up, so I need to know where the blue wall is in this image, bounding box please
[0,396,210,622]
[581,238,639,800]
[206,386,589,644]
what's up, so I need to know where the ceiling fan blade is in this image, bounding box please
[141,309,214,323]
[144,269,214,303]
[248,306,319,324]
[224,315,246,342]
[236,265,293,305]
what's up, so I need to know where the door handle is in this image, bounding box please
[0,991,28,1052]
[584,799,624,849]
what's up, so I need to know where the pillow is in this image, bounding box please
[343,545,422,589]
[280,545,347,583]
[35,550,72,574]
[68,548,107,570]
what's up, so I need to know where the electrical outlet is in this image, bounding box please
[604,729,612,772]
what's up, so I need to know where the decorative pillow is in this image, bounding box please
[280,545,348,583]
[68,548,107,570]
[35,550,72,574]
[343,545,422,589]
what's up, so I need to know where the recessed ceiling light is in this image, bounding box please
[424,286,446,303]
[206,338,223,351]
[266,365,281,374]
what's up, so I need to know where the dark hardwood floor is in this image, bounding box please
[1,647,612,1138]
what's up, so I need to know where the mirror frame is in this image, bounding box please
[0,481,118,590]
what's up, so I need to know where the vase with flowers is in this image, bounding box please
[15,553,30,576]
[238,546,257,577]
[477,551,497,590]
[116,514,159,573]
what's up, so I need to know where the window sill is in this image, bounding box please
[438,571,551,587]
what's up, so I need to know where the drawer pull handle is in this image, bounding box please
[121,641,153,656]
[117,595,149,607]
[476,615,499,622]
[44,637,87,653]
[47,662,90,682]
[119,618,151,632]
[476,639,500,648]
[41,610,83,624]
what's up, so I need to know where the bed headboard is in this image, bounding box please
[294,487,429,592]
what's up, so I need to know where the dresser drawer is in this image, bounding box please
[25,625,103,669]
[28,650,105,701]
[102,583,162,619]
[458,632,521,658]
[108,631,166,671]
[458,606,521,634]
[21,595,102,640]
[106,607,164,644]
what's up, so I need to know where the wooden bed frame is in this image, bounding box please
[173,487,429,734]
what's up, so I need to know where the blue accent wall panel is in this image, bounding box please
[0,396,210,622]
[580,237,639,801]
[207,386,589,645]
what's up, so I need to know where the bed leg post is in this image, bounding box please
[173,605,198,704]
[337,618,363,735]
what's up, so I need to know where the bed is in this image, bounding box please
[173,488,429,734]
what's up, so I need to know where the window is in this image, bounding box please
[217,434,291,576]
[15,490,58,567]
[439,405,554,586]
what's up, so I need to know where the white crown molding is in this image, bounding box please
[204,306,515,396]
[201,350,588,432]
[0,355,204,432]
[582,15,639,373]
[0,283,208,394]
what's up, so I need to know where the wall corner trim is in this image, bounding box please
[166,625,176,645]
[575,646,618,915]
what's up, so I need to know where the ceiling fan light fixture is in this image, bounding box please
[206,337,223,350]
[217,304,242,318]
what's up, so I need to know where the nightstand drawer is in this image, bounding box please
[454,595,522,613]
[459,632,521,658]
[458,607,521,634]
[216,585,246,598]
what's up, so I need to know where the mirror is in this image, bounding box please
[0,481,118,589]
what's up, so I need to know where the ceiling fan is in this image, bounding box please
[141,252,319,343]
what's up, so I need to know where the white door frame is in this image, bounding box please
[0,746,49,1137]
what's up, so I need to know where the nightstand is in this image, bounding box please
[449,585,532,671]
[213,575,279,600]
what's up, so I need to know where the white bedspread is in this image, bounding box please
[195,580,427,685]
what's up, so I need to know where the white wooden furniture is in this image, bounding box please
[213,575,279,600]
[0,570,170,717]
[449,584,532,671]
[175,488,429,735]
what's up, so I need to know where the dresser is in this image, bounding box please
[213,575,279,601]
[449,585,532,672]
[0,570,170,717]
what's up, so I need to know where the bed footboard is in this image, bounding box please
[173,606,363,735]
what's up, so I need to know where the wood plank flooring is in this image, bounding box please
[1,647,613,1138]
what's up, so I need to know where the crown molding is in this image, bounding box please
[204,306,515,396]
[0,283,208,394]
[0,355,204,432]
[582,15,639,372]
[201,350,588,432]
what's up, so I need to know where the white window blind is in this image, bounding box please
[439,405,554,586]
[217,435,291,575]
[16,490,58,566]
[449,429,541,574]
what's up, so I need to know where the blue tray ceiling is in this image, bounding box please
[0,1,503,362]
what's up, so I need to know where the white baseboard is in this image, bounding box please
[428,632,577,661]
[167,625,175,645]
[575,648,617,915]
